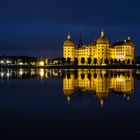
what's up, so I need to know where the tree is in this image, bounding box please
[57,58,61,65]
[67,57,71,65]
[81,73,85,79]
[114,59,117,65]
[104,73,109,78]
[127,59,131,64]
[87,57,92,65]
[104,58,109,65]
[61,58,66,65]
[67,73,71,79]
[122,60,125,65]
[74,72,78,79]
[110,72,113,78]
[93,73,97,78]
[51,59,54,65]
[132,60,135,65]
[74,58,78,65]
[81,57,85,65]
[61,72,66,79]
[93,58,97,65]
[110,58,114,65]
[118,59,121,65]
[87,73,91,80]
[100,58,103,65]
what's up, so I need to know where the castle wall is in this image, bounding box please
[63,32,134,65]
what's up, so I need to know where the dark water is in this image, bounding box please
[0,69,140,139]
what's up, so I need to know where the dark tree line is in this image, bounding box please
[58,57,133,65]
[0,56,40,65]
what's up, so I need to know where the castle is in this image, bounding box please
[63,31,134,65]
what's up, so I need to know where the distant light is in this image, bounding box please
[39,61,44,66]
[7,72,10,77]
[39,69,44,78]
[6,60,10,64]
[31,69,35,75]
[127,96,130,101]
[0,72,4,77]
[19,62,23,65]
[19,69,23,76]
[0,60,4,64]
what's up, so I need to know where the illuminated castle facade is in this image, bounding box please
[63,31,134,65]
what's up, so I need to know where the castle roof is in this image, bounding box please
[111,37,134,47]
[97,30,109,44]
[63,33,74,46]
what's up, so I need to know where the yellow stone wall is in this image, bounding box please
[63,46,75,61]
[110,45,134,62]
[63,32,134,65]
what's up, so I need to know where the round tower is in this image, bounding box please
[63,33,75,62]
[96,30,110,65]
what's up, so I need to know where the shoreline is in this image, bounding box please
[0,65,140,69]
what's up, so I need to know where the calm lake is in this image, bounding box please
[0,69,140,139]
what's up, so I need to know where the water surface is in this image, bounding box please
[0,69,140,139]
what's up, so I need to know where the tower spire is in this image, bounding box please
[100,99,104,108]
[67,96,71,104]
[67,32,71,40]
[78,33,83,47]
[101,29,105,37]
[128,36,131,40]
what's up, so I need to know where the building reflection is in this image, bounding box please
[62,69,135,107]
[0,68,139,107]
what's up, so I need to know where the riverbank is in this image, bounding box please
[0,64,140,69]
[45,65,140,69]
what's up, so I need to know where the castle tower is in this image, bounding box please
[63,73,75,104]
[96,30,110,65]
[63,33,75,62]
[95,70,109,108]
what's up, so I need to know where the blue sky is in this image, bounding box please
[0,0,140,57]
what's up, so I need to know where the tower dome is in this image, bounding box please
[63,90,73,104]
[97,30,109,44]
[63,33,75,46]
[96,92,108,108]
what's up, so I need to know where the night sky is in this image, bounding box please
[0,0,140,58]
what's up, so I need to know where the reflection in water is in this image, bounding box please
[0,68,140,107]
[0,69,46,79]
[63,69,135,107]
[39,69,45,79]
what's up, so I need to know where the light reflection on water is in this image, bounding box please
[0,69,140,138]
[0,68,140,107]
